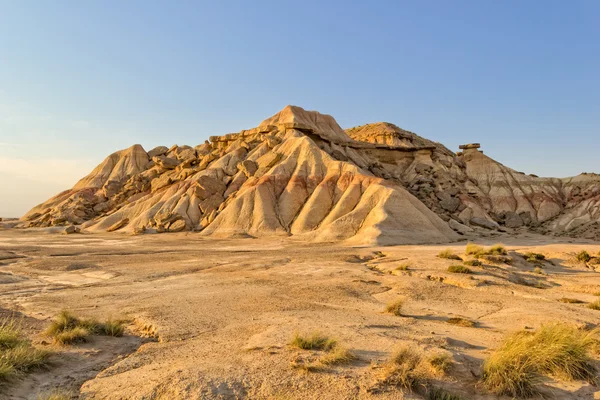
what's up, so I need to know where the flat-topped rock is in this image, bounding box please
[459,143,481,150]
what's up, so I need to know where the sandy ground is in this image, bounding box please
[0,229,599,399]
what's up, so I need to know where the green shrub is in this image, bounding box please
[447,265,472,274]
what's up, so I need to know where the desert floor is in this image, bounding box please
[0,229,599,399]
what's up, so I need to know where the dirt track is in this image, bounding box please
[1,230,599,399]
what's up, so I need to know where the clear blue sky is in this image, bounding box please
[0,0,598,217]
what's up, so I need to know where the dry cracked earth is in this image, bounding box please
[1,229,599,399]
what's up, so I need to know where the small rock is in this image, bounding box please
[63,225,80,234]
[470,217,498,230]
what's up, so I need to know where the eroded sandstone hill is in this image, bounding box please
[20,105,600,243]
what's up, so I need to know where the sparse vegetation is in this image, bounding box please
[102,318,125,337]
[52,327,89,345]
[381,344,453,390]
[290,331,337,351]
[319,346,357,365]
[588,300,600,311]
[447,265,472,274]
[576,250,591,263]
[559,298,584,304]
[396,263,410,271]
[0,317,50,382]
[533,267,544,274]
[465,243,484,256]
[481,254,512,264]
[427,387,463,400]
[523,252,545,263]
[385,299,404,316]
[45,311,125,345]
[37,390,73,400]
[437,249,461,260]
[427,352,453,375]
[463,259,482,267]
[446,317,476,328]
[466,243,507,259]
[482,323,598,397]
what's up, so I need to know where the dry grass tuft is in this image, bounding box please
[102,318,125,337]
[482,323,597,397]
[446,317,476,328]
[427,388,463,400]
[463,259,482,267]
[447,265,472,274]
[559,298,584,304]
[381,344,453,391]
[437,249,461,260]
[465,243,484,256]
[576,251,591,263]
[0,317,50,382]
[588,300,600,311]
[290,331,337,351]
[37,390,73,400]
[466,243,507,259]
[52,327,89,345]
[45,311,125,345]
[396,263,410,271]
[523,252,545,263]
[385,299,404,316]
[319,346,357,365]
[427,352,453,375]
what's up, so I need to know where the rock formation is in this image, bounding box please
[19,105,600,243]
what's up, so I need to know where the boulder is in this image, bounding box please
[470,217,498,230]
[63,225,80,234]
[107,218,129,232]
[194,176,226,200]
[168,219,187,232]
[133,225,146,235]
[199,194,224,215]
[440,197,461,212]
[151,174,173,192]
[152,156,180,170]
[448,219,474,234]
[504,212,524,228]
[147,146,169,158]
[237,160,258,178]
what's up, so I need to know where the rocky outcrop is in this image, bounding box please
[19,105,600,242]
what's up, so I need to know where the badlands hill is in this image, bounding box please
[19,106,600,244]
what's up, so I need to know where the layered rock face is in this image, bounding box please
[20,106,458,245]
[20,105,600,242]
